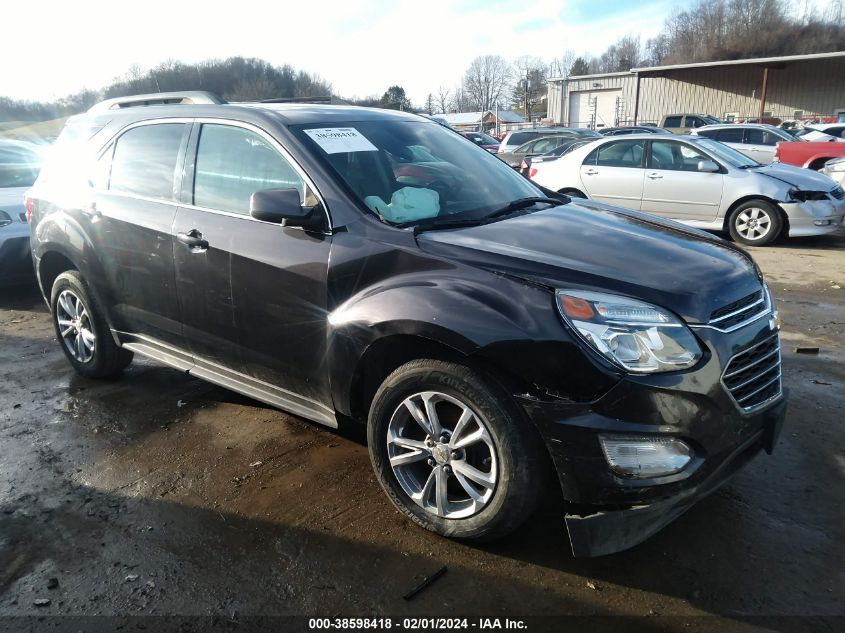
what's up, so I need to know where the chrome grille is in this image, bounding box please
[722,334,782,412]
[832,186,844,200]
[709,290,765,330]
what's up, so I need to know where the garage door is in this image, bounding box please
[568,89,623,128]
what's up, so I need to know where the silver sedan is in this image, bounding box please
[530,134,845,246]
[0,140,41,285]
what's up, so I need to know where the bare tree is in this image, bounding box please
[510,56,547,117]
[436,85,451,114]
[548,50,576,78]
[463,55,511,112]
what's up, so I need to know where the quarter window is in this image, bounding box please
[109,124,185,200]
[193,124,305,215]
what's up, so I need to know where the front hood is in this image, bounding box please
[417,201,763,324]
[759,163,838,190]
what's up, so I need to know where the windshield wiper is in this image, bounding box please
[483,196,562,220]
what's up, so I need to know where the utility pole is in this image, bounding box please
[524,69,530,124]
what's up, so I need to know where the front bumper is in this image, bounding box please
[781,199,845,237]
[517,315,788,557]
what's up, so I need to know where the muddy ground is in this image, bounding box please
[0,231,843,632]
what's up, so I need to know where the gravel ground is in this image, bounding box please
[0,230,842,632]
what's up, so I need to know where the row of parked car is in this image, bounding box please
[457,121,845,246]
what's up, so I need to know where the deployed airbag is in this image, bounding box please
[365,187,440,224]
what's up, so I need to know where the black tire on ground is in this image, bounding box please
[727,199,783,247]
[50,270,133,378]
[367,359,546,542]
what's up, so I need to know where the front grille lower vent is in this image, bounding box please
[722,334,781,411]
[709,290,765,330]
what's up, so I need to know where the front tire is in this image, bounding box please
[51,271,133,378]
[728,200,783,246]
[367,359,545,542]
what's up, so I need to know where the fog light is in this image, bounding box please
[599,435,692,478]
[813,219,832,226]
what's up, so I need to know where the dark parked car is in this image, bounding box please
[497,127,599,154]
[519,138,593,176]
[599,126,672,136]
[498,135,577,169]
[461,131,500,153]
[27,92,787,556]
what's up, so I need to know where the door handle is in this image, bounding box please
[647,173,663,180]
[177,230,209,251]
[584,169,599,175]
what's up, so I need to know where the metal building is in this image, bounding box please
[547,51,845,128]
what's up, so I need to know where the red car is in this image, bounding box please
[775,140,845,171]
[461,131,499,153]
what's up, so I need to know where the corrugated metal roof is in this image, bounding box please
[549,50,845,83]
[440,110,524,124]
[633,50,845,74]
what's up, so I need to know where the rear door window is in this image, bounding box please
[585,140,645,168]
[663,116,683,128]
[649,141,709,171]
[715,128,744,143]
[109,124,185,200]
[744,128,777,146]
[193,124,305,215]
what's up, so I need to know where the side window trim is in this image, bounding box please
[181,118,331,232]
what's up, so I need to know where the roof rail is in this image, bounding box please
[258,96,332,104]
[87,91,226,113]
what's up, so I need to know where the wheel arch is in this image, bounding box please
[346,333,540,426]
[558,187,587,198]
[722,195,789,235]
[37,250,78,305]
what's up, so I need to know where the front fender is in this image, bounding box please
[327,272,543,413]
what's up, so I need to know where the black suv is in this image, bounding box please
[27,92,787,556]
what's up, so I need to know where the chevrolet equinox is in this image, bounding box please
[26,92,787,556]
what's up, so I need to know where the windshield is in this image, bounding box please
[0,143,41,188]
[702,115,722,125]
[293,121,547,226]
[692,137,758,168]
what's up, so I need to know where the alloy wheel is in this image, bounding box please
[56,289,95,363]
[387,391,498,519]
[735,207,772,241]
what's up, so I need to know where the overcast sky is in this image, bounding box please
[7,0,693,104]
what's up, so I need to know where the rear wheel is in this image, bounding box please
[367,359,545,542]
[51,271,133,378]
[728,200,782,246]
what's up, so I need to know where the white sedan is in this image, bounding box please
[529,134,845,246]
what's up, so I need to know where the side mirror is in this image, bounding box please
[697,159,720,173]
[249,188,325,231]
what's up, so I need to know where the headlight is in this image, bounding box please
[555,290,702,373]
[788,188,829,202]
[824,157,845,172]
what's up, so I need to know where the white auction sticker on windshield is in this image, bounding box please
[304,127,378,154]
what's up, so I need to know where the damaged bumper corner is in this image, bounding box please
[564,402,786,557]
